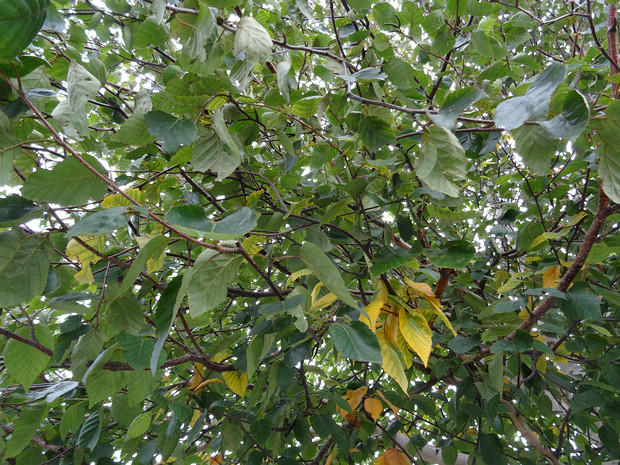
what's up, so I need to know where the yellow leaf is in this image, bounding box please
[101,188,143,208]
[325,449,334,465]
[385,313,399,346]
[209,454,223,465]
[187,363,204,391]
[403,277,434,297]
[376,390,400,418]
[398,308,432,367]
[193,378,225,393]
[222,371,247,397]
[189,409,202,428]
[377,331,408,392]
[66,236,106,283]
[311,291,338,311]
[384,447,411,465]
[339,386,367,420]
[360,283,388,332]
[364,398,383,422]
[542,265,559,288]
[375,457,385,465]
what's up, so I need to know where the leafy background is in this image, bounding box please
[1,0,620,464]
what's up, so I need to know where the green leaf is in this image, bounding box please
[127,411,153,439]
[0,125,20,185]
[165,206,258,239]
[4,404,48,458]
[0,230,51,307]
[234,16,272,64]
[424,240,475,270]
[0,0,50,60]
[495,63,566,130]
[480,433,507,465]
[540,90,589,139]
[259,293,305,315]
[118,332,156,371]
[558,282,602,322]
[21,154,108,206]
[513,124,559,175]
[0,195,42,227]
[51,61,101,138]
[25,380,79,402]
[299,242,357,307]
[329,320,382,363]
[370,246,420,277]
[384,57,415,89]
[145,110,197,154]
[112,234,169,299]
[66,206,129,237]
[359,116,395,152]
[431,87,488,128]
[291,95,322,118]
[110,114,157,145]
[186,249,243,317]
[77,409,101,451]
[338,67,388,83]
[416,126,467,197]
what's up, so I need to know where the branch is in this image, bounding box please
[0,423,66,454]
[478,182,611,359]
[500,400,565,465]
[0,328,53,357]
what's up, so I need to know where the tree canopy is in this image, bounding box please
[2,0,620,464]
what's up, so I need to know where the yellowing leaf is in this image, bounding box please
[398,308,432,367]
[536,357,547,373]
[66,235,106,283]
[497,279,521,293]
[287,268,312,286]
[494,269,509,287]
[384,447,411,465]
[136,235,168,273]
[542,265,559,288]
[364,398,383,422]
[561,211,587,228]
[377,331,408,392]
[102,188,143,208]
[397,332,412,369]
[421,293,456,336]
[222,371,247,397]
[360,283,388,332]
[245,188,264,207]
[530,230,569,249]
[242,235,263,255]
[375,456,386,465]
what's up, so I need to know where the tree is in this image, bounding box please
[1,0,620,463]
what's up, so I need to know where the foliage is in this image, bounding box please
[2,0,620,464]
